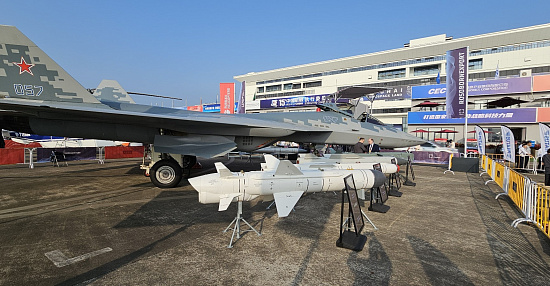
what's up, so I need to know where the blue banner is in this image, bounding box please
[412,77,533,100]
[446,47,468,118]
[259,94,349,109]
[369,85,411,101]
[407,108,537,124]
[202,103,238,113]
[237,81,246,114]
[501,125,515,163]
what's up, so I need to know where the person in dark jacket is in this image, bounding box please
[353,138,367,153]
[542,148,550,186]
[367,138,380,153]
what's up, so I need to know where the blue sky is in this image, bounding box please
[3,1,550,106]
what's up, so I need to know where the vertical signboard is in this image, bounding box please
[501,125,515,163]
[539,123,550,156]
[219,83,235,114]
[446,47,469,118]
[475,125,486,155]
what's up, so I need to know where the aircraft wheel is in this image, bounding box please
[150,159,182,188]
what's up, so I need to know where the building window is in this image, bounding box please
[265,85,282,92]
[469,59,482,70]
[257,87,264,93]
[378,68,406,80]
[474,99,489,110]
[283,83,293,90]
[292,83,301,89]
[413,64,439,76]
[303,81,322,88]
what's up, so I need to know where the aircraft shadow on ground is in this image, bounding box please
[347,234,392,286]
[56,192,267,285]
[468,173,550,284]
[407,235,475,286]
[113,191,253,228]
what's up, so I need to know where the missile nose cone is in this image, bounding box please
[371,170,387,188]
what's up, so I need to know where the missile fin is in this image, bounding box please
[219,193,240,211]
[273,191,304,217]
[274,161,304,176]
[263,154,280,171]
[215,162,233,178]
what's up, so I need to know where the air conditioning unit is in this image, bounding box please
[520,69,532,77]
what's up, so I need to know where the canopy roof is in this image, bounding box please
[486,96,528,108]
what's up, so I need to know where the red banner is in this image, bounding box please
[0,149,24,165]
[219,83,235,114]
[105,146,145,159]
[534,74,550,92]
[187,105,201,112]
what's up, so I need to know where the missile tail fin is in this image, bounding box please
[273,191,303,217]
[219,193,240,211]
[215,162,233,177]
[274,160,303,176]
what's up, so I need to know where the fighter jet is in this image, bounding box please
[0,25,424,188]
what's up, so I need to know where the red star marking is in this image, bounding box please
[13,57,34,75]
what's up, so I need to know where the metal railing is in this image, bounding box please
[481,154,550,240]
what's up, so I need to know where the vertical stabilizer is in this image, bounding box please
[0,25,100,104]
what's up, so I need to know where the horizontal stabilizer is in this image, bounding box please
[273,191,303,217]
[215,162,233,178]
[275,160,304,176]
[154,134,236,158]
[219,193,241,211]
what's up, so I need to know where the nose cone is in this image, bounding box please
[187,176,203,193]
[188,173,220,194]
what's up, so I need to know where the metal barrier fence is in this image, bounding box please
[481,154,550,240]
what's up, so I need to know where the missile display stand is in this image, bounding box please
[223,201,261,248]
[400,158,416,187]
[342,204,378,231]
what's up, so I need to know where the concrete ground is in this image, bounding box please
[0,157,549,286]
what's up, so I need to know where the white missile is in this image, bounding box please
[188,157,387,217]
[262,155,399,174]
[297,153,404,165]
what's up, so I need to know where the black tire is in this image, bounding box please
[150,159,183,188]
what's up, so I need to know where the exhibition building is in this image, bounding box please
[234,24,550,144]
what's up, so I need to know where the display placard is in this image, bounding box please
[343,174,364,234]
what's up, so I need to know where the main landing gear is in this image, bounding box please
[141,145,197,188]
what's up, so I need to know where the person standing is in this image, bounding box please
[542,148,550,186]
[518,142,529,170]
[353,138,367,153]
[524,141,532,169]
[368,138,380,153]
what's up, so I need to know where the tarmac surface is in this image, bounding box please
[0,157,549,285]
